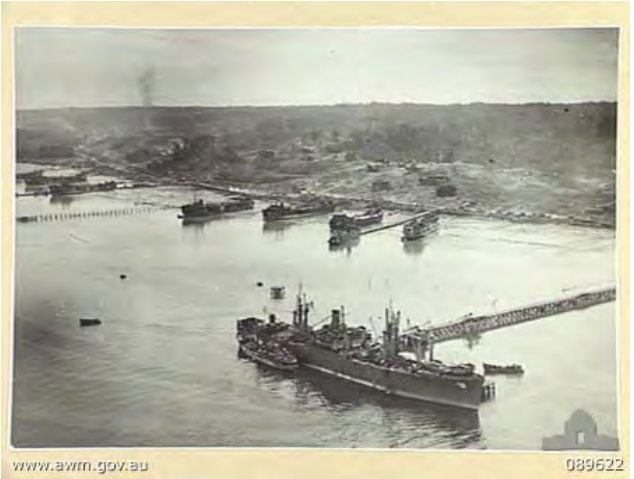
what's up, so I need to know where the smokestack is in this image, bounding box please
[138,68,156,107]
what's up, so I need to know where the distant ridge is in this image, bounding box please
[17,100,617,114]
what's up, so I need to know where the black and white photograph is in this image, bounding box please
[12,27,619,450]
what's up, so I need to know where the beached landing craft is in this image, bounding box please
[329,208,384,231]
[262,198,336,222]
[401,210,439,241]
[178,195,255,221]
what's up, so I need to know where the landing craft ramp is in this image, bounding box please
[402,287,616,345]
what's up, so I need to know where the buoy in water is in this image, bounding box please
[270,286,286,300]
[119,274,127,280]
[256,281,264,287]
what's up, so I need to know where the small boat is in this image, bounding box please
[270,286,286,300]
[236,316,290,343]
[418,360,477,377]
[79,318,102,327]
[401,210,439,241]
[238,340,299,372]
[329,213,354,231]
[483,363,524,375]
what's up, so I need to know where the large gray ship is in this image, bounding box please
[237,294,488,410]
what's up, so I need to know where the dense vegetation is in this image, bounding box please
[16,102,617,225]
[17,102,616,174]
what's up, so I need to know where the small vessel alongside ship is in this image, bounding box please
[262,199,335,222]
[178,195,255,221]
[402,210,439,241]
[483,363,524,375]
[236,294,491,409]
[237,316,299,372]
[238,340,299,372]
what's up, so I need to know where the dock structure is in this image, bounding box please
[359,210,438,237]
[402,287,616,347]
[16,205,173,224]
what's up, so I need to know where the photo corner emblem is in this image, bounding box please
[541,409,619,451]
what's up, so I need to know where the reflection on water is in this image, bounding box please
[402,239,426,255]
[181,211,254,229]
[13,187,617,449]
[262,220,292,234]
[464,333,483,349]
[249,362,483,448]
[328,236,361,254]
[180,217,215,228]
[49,195,75,208]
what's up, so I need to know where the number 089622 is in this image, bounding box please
[565,458,624,472]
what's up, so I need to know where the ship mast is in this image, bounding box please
[382,305,401,359]
[293,287,311,331]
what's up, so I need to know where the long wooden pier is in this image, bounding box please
[360,211,435,236]
[16,205,173,224]
[402,287,616,345]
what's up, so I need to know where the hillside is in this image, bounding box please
[16,102,617,226]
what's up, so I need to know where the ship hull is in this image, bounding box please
[179,206,252,221]
[263,207,335,222]
[178,213,219,221]
[291,344,483,410]
[402,224,439,242]
[180,198,253,221]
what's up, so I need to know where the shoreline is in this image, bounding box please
[181,180,616,231]
[15,174,615,231]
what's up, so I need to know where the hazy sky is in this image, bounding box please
[16,28,619,109]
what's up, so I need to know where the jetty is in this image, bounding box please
[402,287,616,346]
[359,211,439,236]
[16,205,173,224]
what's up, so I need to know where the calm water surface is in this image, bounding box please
[12,187,618,449]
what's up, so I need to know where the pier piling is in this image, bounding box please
[402,287,616,346]
[16,205,173,225]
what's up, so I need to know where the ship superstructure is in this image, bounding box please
[402,210,439,241]
[237,294,487,410]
